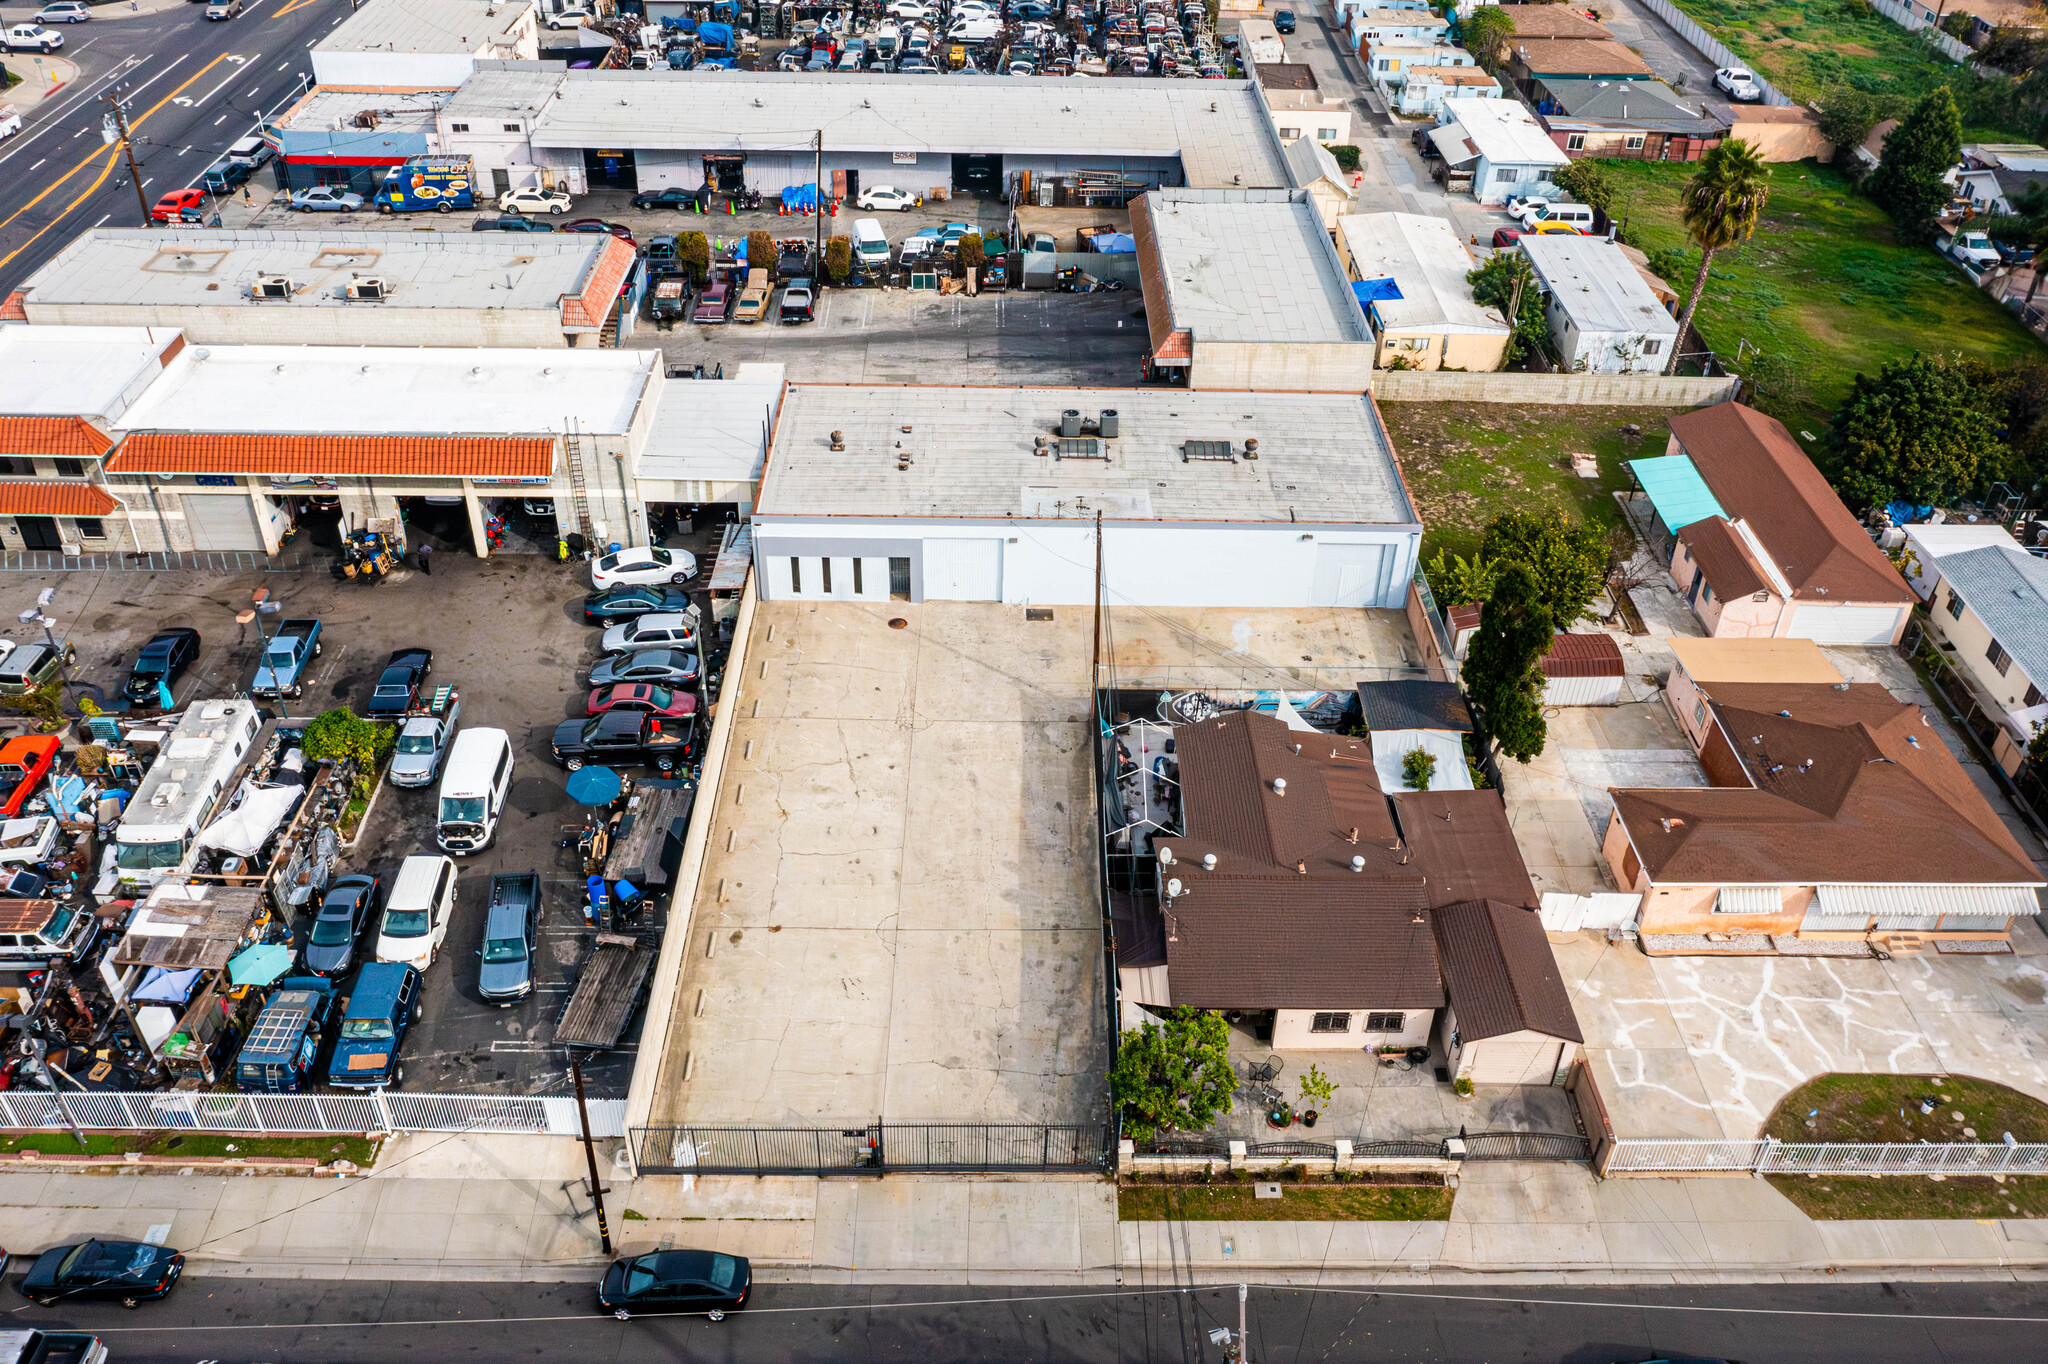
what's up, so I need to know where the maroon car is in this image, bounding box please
[586,682,700,719]
[1490,226,1523,249]
[692,280,734,324]
[564,218,636,244]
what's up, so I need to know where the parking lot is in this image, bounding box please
[3,530,723,1099]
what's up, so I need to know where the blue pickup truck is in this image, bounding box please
[251,617,321,698]
[326,962,420,1089]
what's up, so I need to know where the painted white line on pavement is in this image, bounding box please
[275,61,287,70]
[139,177,151,189]
[192,67,239,106]
[213,113,227,125]
[176,145,191,156]
[90,213,108,226]
[27,159,42,170]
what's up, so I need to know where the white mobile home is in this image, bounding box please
[1519,235,1679,373]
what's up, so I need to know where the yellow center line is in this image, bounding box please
[272,0,326,15]
[0,54,232,272]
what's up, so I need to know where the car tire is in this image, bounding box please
[393,1065,404,1085]
[314,641,323,656]
[670,572,689,585]
[565,756,585,770]
[550,205,566,214]
[343,204,356,212]
[708,1310,725,1322]
[900,204,912,211]
[437,202,451,213]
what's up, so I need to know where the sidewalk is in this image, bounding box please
[7,1138,2048,1285]
[0,54,77,113]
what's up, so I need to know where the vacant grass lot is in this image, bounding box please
[1119,1182,1454,1221]
[1379,403,1683,561]
[1603,160,2041,423]
[1666,0,2023,142]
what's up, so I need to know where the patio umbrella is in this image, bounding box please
[567,765,623,806]
[226,943,294,988]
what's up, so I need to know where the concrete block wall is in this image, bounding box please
[1372,371,1739,405]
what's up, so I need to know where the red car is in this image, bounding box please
[0,735,61,819]
[150,187,207,223]
[1490,226,1523,249]
[586,682,698,720]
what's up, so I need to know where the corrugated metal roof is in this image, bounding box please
[1814,884,2041,919]
[1630,454,1726,531]
[1935,545,2048,695]
[1540,632,1624,678]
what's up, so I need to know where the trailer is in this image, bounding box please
[554,932,652,1049]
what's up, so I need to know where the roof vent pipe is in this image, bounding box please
[1202,853,1217,871]
[1351,855,1366,872]
[1271,777,1286,795]
[830,430,844,450]
[1244,438,1259,459]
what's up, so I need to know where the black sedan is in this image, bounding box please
[19,1239,184,1307]
[582,583,692,622]
[471,215,555,233]
[597,1249,750,1319]
[631,186,699,211]
[587,647,701,689]
[302,872,379,977]
[121,627,200,705]
[550,711,692,773]
[364,648,432,720]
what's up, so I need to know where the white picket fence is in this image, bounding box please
[0,1090,627,1139]
[1606,1136,2048,1175]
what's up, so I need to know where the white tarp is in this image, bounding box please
[1369,728,1474,793]
[1540,891,1642,933]
[195,785,300,859]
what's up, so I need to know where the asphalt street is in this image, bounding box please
[0,0,352,294]
[8,1275,2048,1362]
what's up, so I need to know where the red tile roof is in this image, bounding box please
[107,434,554,478]
[561,235,636,331]
[0,417,113,458]
[1540,632,1625,679]
[0,481,118,517]
[0,292,25,322]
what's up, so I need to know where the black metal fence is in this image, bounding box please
[1460,1131,1592,1162]
[632,1123,1110,1175]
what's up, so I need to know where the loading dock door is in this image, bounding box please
[1310,543,1386,607]
[184,493,264,551]
[922,539,1002,601]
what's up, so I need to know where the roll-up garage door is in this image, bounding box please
[1785,604,1905,646]
[922,539,1002,601]
[183,493,264,551]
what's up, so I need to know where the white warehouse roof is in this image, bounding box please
[528,72,1290,188]
[0,326,183,421]
[1339,211,1507,335]
[758,386,1417,527]
[317,0,534,56]
[640,375,785,484]
[115,344,657,437]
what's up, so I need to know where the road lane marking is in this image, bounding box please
[275,61,288,70]
[213,113,227,125]
[192,67,240,106]
[139,178,151,189]
[90,213,107,226]
[27,160,42,170]
[273,0,328,13]
[176,146,190,155]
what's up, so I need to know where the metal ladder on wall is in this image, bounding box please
[562,418,596,547]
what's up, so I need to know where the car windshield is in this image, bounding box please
[707,1253,741,1290]
[340,1018,394,1041]
[115,839,183,870]
[309,913,354,946]
[374,681,410,700]
[646,548,672,566]
[440,796,487,825]
[397,730,437,755]
[483,936,526,964]
[643,687,674,710]
[382,908,428,937]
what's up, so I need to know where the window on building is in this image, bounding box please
[0,458,31,477]
[50,459,85,478]
[1317,127,1338,140]
[1279,126,1300,139]
[1989,638,2013,675]
[1693,698,1708,726]
[1947,589,1966,619]
[889,557,911,600]
[1364,1012,1405,1032]
[1495,167,1520,183]
[2027,681,2045,708]
[1625,135,1646,150]
[1700,581,1713,604]
[820,557,833,594]
[74,518,105,540]
[1566,133,1586,151]
[852,558,864,595]
[449,122,470,132]
[789,557,801,593]
[1309,1012,1351,1034]
[1752,591,1770,603]
[1641,338,1662,355]
[503,123,521,132]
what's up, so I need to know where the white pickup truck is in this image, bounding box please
[1714,66,1762,101]
[1942,226,2002,269]
[0,104,20,141]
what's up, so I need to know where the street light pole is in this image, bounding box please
[242,588,288,719]
[100,94,151,225]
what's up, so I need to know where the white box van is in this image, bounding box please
[852,216,891,269]
[436,726,512,855]
[374,853,457,971]
[948,14,998,39]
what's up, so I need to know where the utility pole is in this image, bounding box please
[814,129,825,272]
[241,589,289,720]
[1090,509,1103,700]
[572,1059,615,1257]
[100,94,150,225]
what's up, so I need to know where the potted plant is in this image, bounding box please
[1453,1076,1475,1098]
[1266,1103,1294,1130]
[1297,1064,1335,1128]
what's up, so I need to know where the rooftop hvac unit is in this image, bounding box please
[344,275,388,302]
[252,274,293,300]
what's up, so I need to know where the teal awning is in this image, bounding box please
[1629,455,1727,533]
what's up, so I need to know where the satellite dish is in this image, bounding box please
[1165,877,1183,898]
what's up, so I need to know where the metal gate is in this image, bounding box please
[631,1122,1109,1175]
[1461,1130,1592,1162]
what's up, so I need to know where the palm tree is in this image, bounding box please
[1665,140,1771,376]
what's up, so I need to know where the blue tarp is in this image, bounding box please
[697,21,733,48]
[1887,500,1937,525]
[1629,454,1729,534]
[779,183,821,211]
[1353,279,1404,305]
[1090,233,1136,253]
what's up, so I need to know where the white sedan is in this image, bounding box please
[499,186,571,215]
[886,0,934,17]
[1714,66,1761,101]
[545,6,592,28]
[856,185,921,212]
[591,545,700,590]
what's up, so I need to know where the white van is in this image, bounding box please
[436,726,512,855]
[852,216,891,269]
[374,853,457,971]
[948,14,998,40]
[1512,201,1596,232]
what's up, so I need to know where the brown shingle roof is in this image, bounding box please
[1394,789,1540,910]
[0,481,118,517]
[108,434,554,478]
[1509,38,1654,77]
[0,417,113,458]
[1669,403,1912,605]
[1357,679,1474,733]
[1540,633,1625,679]
[1164,880,1445,1009]
[1171,709,1402,871]
[1615,683,2042,886]
[1432,899,1583,1042]
[561,235,636,331]
[1677,516,1770,599]
[1504,5,1613,39]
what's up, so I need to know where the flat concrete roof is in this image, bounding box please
[19,230,616,313]
[639,377,783,484]
[276,88,448,134]
[1144,188,1369,345]
[114,344,656,436]
[757,385,1416,527]
[439,62,567,119]
[0,326,181,419]
[317,0,533,55]
[528,71,1290,189]
[1339,211,1507,335]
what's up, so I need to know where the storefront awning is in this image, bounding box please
[108,435,556,479]
[0,480,118,518]
[1814,883,2042,920]
[1629,454,1727,534]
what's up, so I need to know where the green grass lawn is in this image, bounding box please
[1663,0,2022,142]
[1768,1172,2048,1219]
[1378,403,1681,561]
[0,1131,381,1165]
[1602,159,2041,424]
[1119,1181,1453,1221]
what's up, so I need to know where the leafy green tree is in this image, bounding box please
[1466,251,1548,364]
[1401,747,1438,791]
[302,708,394,773]
[1479,508,1609,627]
[1110,1008,1237,1140]
[1666,140,1770,375]
[1815,87,1902,153]
[1552,159,1615,217]
[1463,562,1553,764]
[1424,549,1498,607]
[957,233,986,272]
[677,231,711,287]
[1828,353,2009,509]
[1865,85,1961,243]
[823,234,852,284]
[1461,3,1514,72]
[1324,143,1362,173]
